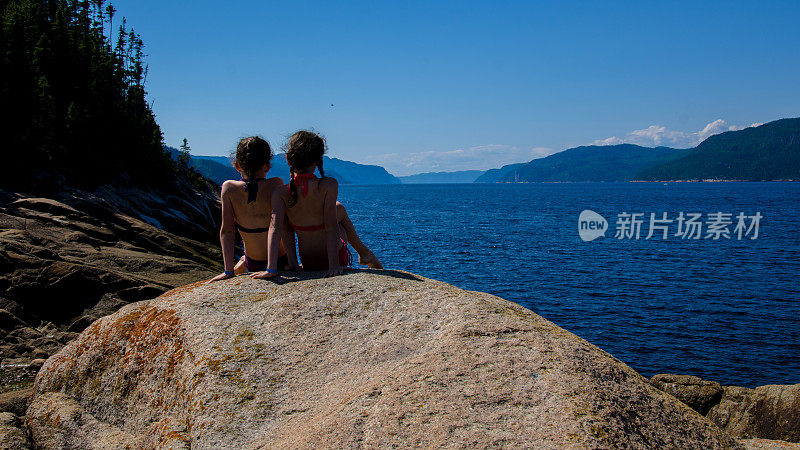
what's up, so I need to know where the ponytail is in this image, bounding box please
[244,168,258,203]
[317,158,325,179]
[288,169,299,207]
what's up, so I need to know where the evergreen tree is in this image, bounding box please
[178,138,192,168]
[0,0,178,190]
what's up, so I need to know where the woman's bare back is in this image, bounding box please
[223,177,283,261]
[279,177,342,269]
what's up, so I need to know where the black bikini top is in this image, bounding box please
[234,222,269,234]
[236,177,269,232]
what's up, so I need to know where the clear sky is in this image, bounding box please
[111,0,799,176]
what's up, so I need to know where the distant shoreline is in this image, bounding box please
[392,179,800,185]
[631,179,800,183]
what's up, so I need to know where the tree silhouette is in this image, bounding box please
[0,0,178,191]
[178,138,192,168]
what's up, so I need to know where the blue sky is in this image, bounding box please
[111,0,799,175]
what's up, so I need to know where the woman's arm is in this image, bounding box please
[251,187,286,279]
[322,178,343,277]
[272,177,299,270]
[210,182,236,282]
[282,215,300,270]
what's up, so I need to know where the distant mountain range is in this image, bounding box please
[635,118,800,181]
[474,163,526,183]
[324,157,401,184]
[171,117,799,185]
[399,170,484,184]
[480,145,692,182]
[480,117,800,182]
[167,150,400,185]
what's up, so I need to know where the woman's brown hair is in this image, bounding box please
[234,136,272,203]
[285,130,326,207]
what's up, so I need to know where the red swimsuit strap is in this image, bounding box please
[287,218,325,232]
[292,172,316,198]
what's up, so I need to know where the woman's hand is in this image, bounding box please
[209,272,234,282]
[325,265,343,278]
[285,264,303,272]
[250,270,277,279]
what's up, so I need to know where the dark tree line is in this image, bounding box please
[0,0,182,190]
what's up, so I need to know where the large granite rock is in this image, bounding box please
[28,271,739,448]
[708,384,800,442]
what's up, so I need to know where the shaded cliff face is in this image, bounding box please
[29,271,738,448]
[0,182,221,364]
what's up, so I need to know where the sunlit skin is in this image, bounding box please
[252,162,382,279]
[209,161,287,282]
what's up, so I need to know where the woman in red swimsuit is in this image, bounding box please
[255,130,382,278]
[209,136,288,282]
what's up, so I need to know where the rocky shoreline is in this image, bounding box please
[0,183,221,366]
[1,188,797,448]
[650,374,799,444]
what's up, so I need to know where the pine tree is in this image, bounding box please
[178,138,192,168]
[0,0,174,190]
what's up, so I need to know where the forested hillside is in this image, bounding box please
[482,145,688,182]
[0,0,181,191]
[635,119,800,181]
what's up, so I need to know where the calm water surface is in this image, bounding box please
[338,182,800,387]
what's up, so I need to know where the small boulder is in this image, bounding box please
[0,412,18,427]
[0,412,30,449]
[30,348,50,360]
[0,387,33,416]
[10,197,82,217]
[29,359,46,371]
[651,373,724,415]
[709,384,800,442]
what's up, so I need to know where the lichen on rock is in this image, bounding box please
[28,271,741,448]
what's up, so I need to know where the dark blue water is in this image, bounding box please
[339,182,800,388]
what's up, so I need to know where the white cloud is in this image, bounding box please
[592,119,759,148]
[363,145,556,176]
[360,119,765,176]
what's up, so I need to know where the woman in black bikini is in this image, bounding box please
[209,136,290,282]
[253,130,382,278]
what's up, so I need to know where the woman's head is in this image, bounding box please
[234,136,273,180]
[285,130,326,174]
[285,130,326,207]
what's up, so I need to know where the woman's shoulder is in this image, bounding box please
[266,176,284,188]
[269,179,289,199]
[318,176,338,190]
[221,179,244,195]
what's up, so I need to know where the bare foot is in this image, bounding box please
[358,251,383,269]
